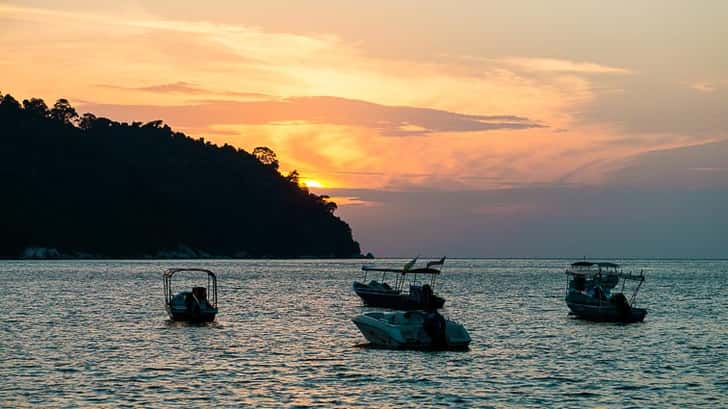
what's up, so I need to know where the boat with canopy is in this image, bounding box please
[163,268,218,322]
[353,257,446,310]
[565,261,647,323]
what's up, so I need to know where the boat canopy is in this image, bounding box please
[163,268,217,279]
[566,262,644,285]
[362,266,441,275]
[163,268,218,309]
[570,261,620,268]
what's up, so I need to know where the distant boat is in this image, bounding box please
[163,268,218,322]
[564,261,647,323]
[353,257,446,310]
[352,310,470,350]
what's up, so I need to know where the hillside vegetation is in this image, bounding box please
[0,93,361,258]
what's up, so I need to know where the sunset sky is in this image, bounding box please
[2,1,726,257]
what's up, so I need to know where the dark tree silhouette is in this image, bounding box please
[1,94,20,111]
[285,169,300,185]
[50,98,78,124]
[0,93,361,259]
[319,195,338,214]
[252,146,280,169]
[78,112,97,130]
[143,119,165,129]
[22,98,49,118]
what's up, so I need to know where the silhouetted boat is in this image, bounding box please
[163,268,218,322]
[565,261,647,323]
[352,310,470,350]
[353,257,446,310]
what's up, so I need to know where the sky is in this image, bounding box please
[2,1,727,257]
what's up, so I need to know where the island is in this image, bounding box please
[0,93,362,259]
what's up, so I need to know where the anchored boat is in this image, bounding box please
[565,261,647,323]
[163,268,218,322]
[352,310,471,350]
[353,257,446,310]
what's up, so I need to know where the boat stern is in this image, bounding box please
[445,321,471,348]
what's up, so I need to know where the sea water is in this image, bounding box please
[0,259,726,408]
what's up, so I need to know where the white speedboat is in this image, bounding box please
[352,310,471,350]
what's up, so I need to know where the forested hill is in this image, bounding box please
[0,93,362,258]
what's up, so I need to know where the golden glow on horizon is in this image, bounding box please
[303,179,323,189]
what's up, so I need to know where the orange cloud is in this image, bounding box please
[80,96,543,136]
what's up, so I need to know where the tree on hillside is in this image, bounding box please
[1,94,20,111]
[252,146,279,169]
[22,98,49,118]
[50,98,78,124]
[286,169,300,185]
[319,195,338,213]
[78,113,97,130]
[143,120,165,129]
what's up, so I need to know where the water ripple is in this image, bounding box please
[0,259,726,407]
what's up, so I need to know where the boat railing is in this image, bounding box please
[163,268,218,309]
[566,269,643,280]
[361,265,442,291]
[360,266,407,292]
[566,268,645,306]
[619,270,645,305]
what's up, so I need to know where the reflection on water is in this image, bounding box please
[0,259,726,407]
[163,320,223,329]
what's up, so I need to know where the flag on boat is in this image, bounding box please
[403,256,418,271]
[427,257,446,269]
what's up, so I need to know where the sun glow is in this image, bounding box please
[303,179,323,188]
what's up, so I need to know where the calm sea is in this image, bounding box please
[0,259,726,408]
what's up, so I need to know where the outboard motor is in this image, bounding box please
[421,284,433,306]
[423,311,447,348]
[192,286,207,302]
[187,286,207,314]
[610,293,632,320]
[184,292,200,314]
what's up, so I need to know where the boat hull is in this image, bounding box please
[566,302,647,323]
[166,305,217,322]
[353,282,445,310]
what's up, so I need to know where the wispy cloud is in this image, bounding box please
[96,82,271,99]
[690,82,717,93]
[81,95,544,136]
[606,139,728,188]
[501,57,632,75]
[324,196,379,207]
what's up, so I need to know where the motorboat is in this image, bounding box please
[163,268,218,322]
[352,310,471,350]
[353,257,446,310]
[565,261,647,323]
